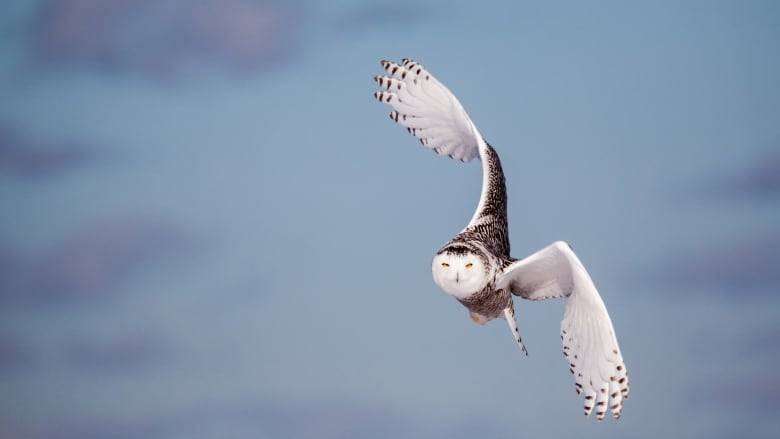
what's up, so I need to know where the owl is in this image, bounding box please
[373,59,629,420]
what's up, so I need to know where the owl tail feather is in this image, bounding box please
[503,307,528,356]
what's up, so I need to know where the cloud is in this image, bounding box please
[681,378,780,439]
[0,124,97,178]
[690,152,780,202]
[648,233,780,297]
[0,332,33,373]
[0,246,23,293]
[0,396,522,439]
[333,2,436,35]
[63,331,166,372]
[0,218,193,306]
[0,400,412,439]
[690,375,780,416]
[31,0,301,80]
[723,153,780,201]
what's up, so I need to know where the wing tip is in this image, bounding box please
[373,58,482,164]
[373,91,395,103]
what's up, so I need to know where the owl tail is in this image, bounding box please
[503,307,528,356]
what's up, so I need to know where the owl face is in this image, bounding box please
[431,248,490,299]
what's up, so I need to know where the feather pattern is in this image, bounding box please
[374,59,508,251]
[496,241,630,419]
[374,59,481,162]
[373,58,629,421]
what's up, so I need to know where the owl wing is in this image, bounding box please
[495,241,629,421]
[373,59,483,163]
[374,59,507,231]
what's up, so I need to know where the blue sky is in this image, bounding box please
[1,1,779,438]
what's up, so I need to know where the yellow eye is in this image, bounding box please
[441,262,450,267]
[465,263,473,268]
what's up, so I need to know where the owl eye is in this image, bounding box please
[441,262,450,267]
[465,263,473,268]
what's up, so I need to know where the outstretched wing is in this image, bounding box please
[495,241,630,421]
[373,58,483,163]
[373,59,510,235]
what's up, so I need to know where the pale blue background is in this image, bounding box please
[1,1,779,438]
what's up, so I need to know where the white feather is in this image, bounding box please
[495,241,629,420]
[374,59,482,163]
[374,59,629,421]
[374,59,497,228]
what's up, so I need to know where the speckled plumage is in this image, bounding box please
[437,142,514,321]
[444,143,511,256]
[373,58,629,421]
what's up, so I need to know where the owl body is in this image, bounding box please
[457,283,513,323]
[431,141,515,322]
[374,58,629,421]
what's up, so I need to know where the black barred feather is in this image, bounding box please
[373,58,629,421]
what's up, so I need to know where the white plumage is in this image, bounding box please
[374,59,482,162]
[496,241,629,419]
[374,59,629,421]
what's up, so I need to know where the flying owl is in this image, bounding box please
[373,59,629,421]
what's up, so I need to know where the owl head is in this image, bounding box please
[431,244,491,299]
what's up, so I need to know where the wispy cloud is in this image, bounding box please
[332,2,437,35]
[0,219,193,306]
[0,396,524,439]
[690,375,780,416]
[0,332,32,373]
[645,233,780,297]
[63,331,167,373]
[687,152,780,203]
[31,0,302,80]
[0,124,97,178]
[0,400,414,439]
[720,153,780,201]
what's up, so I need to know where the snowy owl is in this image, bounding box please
[373,59,629,421]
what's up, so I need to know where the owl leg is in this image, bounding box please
[503,307,528,356]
